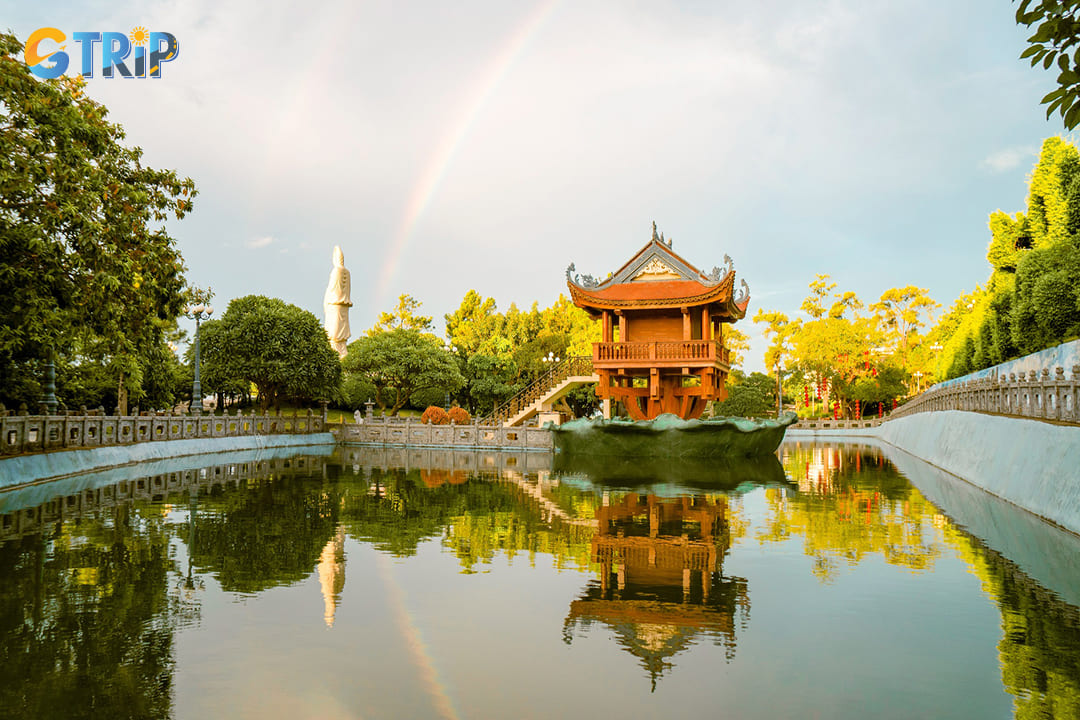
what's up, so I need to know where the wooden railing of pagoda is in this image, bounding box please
[479,355,595,426]
[593,340,730,367]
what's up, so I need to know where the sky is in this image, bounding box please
[7,0,1070,373]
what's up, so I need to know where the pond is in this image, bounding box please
[1,440,1078,719]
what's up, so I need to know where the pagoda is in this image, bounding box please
[566,224,750,420]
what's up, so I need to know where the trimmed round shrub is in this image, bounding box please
[420,406,450,425]
[447,406,471,424]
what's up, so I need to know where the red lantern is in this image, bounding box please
[878,404,883,418]
[833,402,840,420]
[891,398,897,410]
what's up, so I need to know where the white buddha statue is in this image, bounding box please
[323,245,352,358]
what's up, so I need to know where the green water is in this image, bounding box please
[1,441,1078,719]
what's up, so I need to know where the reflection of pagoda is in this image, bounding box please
[564,494,749,690]
[317,528,346,627]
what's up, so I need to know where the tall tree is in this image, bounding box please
[368,294,434,335]
[343,329,464,415]
[721,324,750,369]
[870,286,939,366]
[0,32,199,408]
[200,296,341,410]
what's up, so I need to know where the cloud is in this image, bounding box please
[245,236,274,250]
[982,146,1036,173]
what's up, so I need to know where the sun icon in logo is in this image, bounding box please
[129,26,149,46]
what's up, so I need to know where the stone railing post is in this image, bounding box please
[1054,367,1065,421]
[1071,366,1080,422]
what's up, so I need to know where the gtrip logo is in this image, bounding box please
[25,27,179,80]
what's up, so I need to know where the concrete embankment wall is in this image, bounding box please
[0,433,337,490]
[874,411,1080,535]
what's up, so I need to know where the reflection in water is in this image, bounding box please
[317,528,346,627]
[769,442,945,580]
[0,446,1079,717]
[0,501,176,718]
[552,450,790,490]
[564,493,748,691]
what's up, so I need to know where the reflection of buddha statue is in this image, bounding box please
[323,246,352,358]
[318,528,346,627]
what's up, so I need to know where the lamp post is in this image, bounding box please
[186,303,214,415]
[543,351,560,378]
[776,363,783,418]
[41,346,58,414]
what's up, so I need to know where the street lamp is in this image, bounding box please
[186,303,214,415]
[543,351,560,375]
[913,370,923,394]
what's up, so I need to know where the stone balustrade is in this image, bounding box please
[0,407,327,457]
[331,413,553,450]
[891,365,1080,424]
[791,418,883,431]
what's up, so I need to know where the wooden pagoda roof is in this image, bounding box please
[566,226,751,317]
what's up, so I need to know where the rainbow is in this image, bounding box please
[375,0,561,308]
[375,553,460,720]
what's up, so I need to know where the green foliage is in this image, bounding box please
[711,371,775,417]
[932,137,1080,379]
[188,477,339,593]
[562,383,599,419]
[369,294,434,335]
[340,373,377,409]
[463,353,518,415]
[200,296,342,410]
[445,290,599,413]
[0,32,200,409]
[1017,1,1080,128]
[409,386,447,410]
[343,329,464,415]
[0,504,177,717]
[754,277,923,415]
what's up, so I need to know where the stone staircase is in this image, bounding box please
[481,356,598,427]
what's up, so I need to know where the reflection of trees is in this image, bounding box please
[766,444,943,581]
[341,468,596,571]
[942,523,1080,719]
[0,505,176,719]
[186,476,340,593]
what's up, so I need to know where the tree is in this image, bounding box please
[721,324,750,368]
[800,275,836,320]
[752,310,800,372]
[445,290,503,356]
[343,329,464,415]
[870,286,939,366]
[463,353,519,415]
[200,296,341,410]
[0,32,199,408]
[928,136,1080,380]
[711,371,775,417]
[368,294,434,335]
[1016,0,1080,128]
